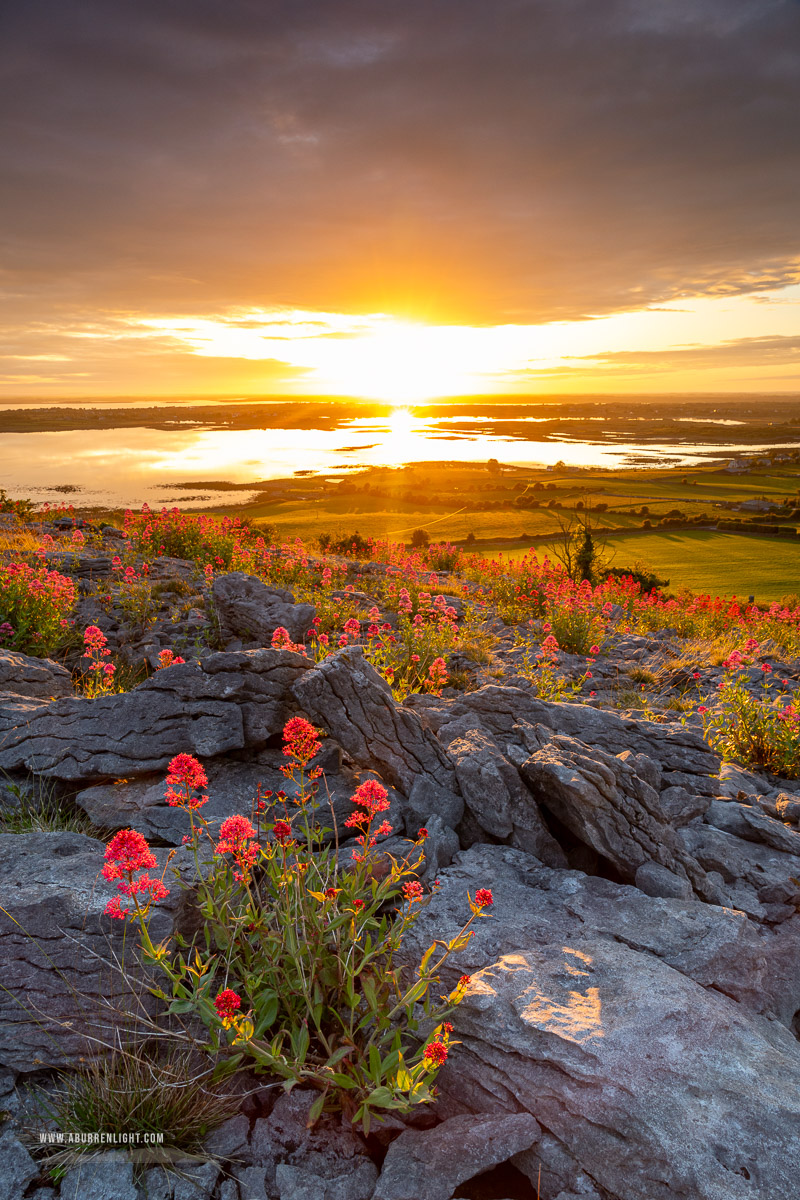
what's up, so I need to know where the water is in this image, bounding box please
[1,402,798,510]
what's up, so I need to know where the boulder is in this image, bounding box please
[0,648,72,700]
[213,572,315,645]
[681,821,800,922]
[0,832,189,1071]
[0,649,310,781]
[373,1112,541,1200]
[403,844,800,1200]
[520,734,714,898]
[448,727,566,867]
[292,648,456,794]
[406,685,721,777]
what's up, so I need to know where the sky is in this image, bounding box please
[1,0,799,400]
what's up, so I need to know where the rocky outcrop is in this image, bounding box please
[0,647,72,700]
[0,649,310,781]
[373,1112,541,1200]
[0,832,188,1072]
[213,572,315,645]
[407,684,721,777]
[520,733,716,899]
[292,647,457,794]
[404,844,800,1200]
[448,726,566,867]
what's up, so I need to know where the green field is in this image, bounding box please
[507,530,800,603]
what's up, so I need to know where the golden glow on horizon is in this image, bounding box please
[132,284,800,400]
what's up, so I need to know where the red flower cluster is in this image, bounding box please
[102,829,156,879]
[272,819,293,844]
[215,815,259,880]
[474,889,493,908]
[165,753,209,810]
[402,880,424,903]
[345,779,393,862]
[282,716,321,766]
[102,829,168,920]
[422,1041,448,1068]
[214,988,242,1020]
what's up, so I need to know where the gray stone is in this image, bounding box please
[292,648,456,794]
[402,844,800,1200]
[520,734,713,898]
[635,860,694,901]
[448,727,566,867]
[418,814,461,881]
[234,1165,274,1200]
[705,799,800,857]
[0,649,310,781]
[219,1183,239,1200]
[59,1154,138,1200]
[0,1126,38,1200]
[0,832,188,1071]
[373,1112,540,1200]
[0,648,72,699]
[681,822,800,919]
[276,1157,377,1200]
[406,775,464,831]
[406,685,721,776]
[202,1113,251,1160]
[213,573,315,646]
[172,1161,222,1200]
[658,785,711,826]
[776,792,800,825]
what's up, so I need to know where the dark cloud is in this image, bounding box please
[1,0,799,327]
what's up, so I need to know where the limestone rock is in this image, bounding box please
[292,647,456,794]
[0,832,189,1071]
[213,572,315,645]
[448,727,566,867]
[403,844,800,1200]
[0,648,72,699]
[0,649,310,781]
[520,734,713,898]
[373,1112,541,1200]
[0,1126,38,1200]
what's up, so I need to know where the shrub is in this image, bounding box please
[410,528,430,548]
[0,562,75,656]
[700,647,800,778]
[113,723,490,1132]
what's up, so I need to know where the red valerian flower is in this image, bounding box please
[104,896,128,919]
[214,815,259,879]
[458,975,471,987]
[352,898,365,910]
[417,828,429,840]
[102,829,156,880]
[272,820,292,843]
[165,753,209,809]
[282,716,321,765]
[214,989,242,1021]
[403,880,424,902]
[474,889,493,907]
[351,779,390,814]
[422,1041,448,1067]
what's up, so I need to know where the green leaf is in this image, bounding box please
[308,1090,327,1124]
[326,1044,355,1067]
[368,1044,381,1080]
[167,998,195,1015]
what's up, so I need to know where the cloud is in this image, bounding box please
[1,0,798,333]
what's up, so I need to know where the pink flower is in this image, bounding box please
[102,829,156,878]
[403,881,424,902]
[282,717,321,765]
[474,888,493,907]
[165,753,209,809]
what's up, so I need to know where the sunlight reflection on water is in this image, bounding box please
[0,416,796,509]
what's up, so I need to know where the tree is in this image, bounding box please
[549,510,610,584]
[410,528,430,548]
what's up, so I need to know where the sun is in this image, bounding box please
[316,320,478,402]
